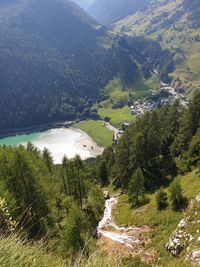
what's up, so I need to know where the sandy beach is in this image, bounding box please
[0,127,104,164]
[73,127,104,157]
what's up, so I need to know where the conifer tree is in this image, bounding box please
[128,168,145,207]
[170,178,185,210]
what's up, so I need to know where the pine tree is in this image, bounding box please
[74,155,85,209]
[128,168,145,208]
[42,147,53,172]
[98,160,108,186]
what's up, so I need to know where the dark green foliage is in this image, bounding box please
[42,147,53,172]
[0,146,50,237]
[171,93,200,158]
[0,0,174,130]
[60,155,86,209]
[85,185,105,228]
[169,178,185,211]
[156,187,168,210]
[188,128,200,166]
[98,160,108,186]
[61,204,89,256]
[118,36,174,82]
[0,144,105,256]
[128,168,145,208]
[108,93,200,192]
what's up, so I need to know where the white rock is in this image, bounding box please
[195,192,200,202]
[188,249,200,265]
[178,219,187,228]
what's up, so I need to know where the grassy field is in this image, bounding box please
[75,75,159,146]
[98,106,134,128]
[0,234,139,267]
[0,234,64,267]
[74,120,113,147]
[132,73,160,97]
[97,75,159,128]
[113,169,200,267]
[171,40,200,96]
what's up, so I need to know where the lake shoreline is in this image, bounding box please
[0,127,104,163]
[72,127,104,157]
[0,120,76,139]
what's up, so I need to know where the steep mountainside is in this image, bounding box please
[0,0,173,130]
[71,0,95,10]
[88,0,150,25]
[115,0,200,96]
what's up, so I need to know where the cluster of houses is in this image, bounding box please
[130,82,189,116]
[160,82,189,106]
[130,101,157,115]
[104,80,190,145]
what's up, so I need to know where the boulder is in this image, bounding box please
[188,249,200,266]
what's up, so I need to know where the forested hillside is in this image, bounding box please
[0,0,174,130]
[115,0,200,96]
[0,94,199,266]
[108,93,200,190]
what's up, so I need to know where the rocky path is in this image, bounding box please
[97,197,143,248]
[97,196,156,263]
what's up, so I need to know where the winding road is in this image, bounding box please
[103,122,119,140]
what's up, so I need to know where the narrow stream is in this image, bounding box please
[97,197,141,248]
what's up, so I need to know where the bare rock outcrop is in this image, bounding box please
[166,192,200,259]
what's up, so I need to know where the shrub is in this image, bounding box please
[169,178,186,210]
[156,187,168,210]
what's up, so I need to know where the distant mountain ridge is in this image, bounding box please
[115,0,200,96]
[87,0,150,25]
[72,0,95,10]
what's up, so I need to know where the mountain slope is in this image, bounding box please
[115,0,200,96]
[88,0,150,25]
[72,0,95,10]
[0,0,174,130]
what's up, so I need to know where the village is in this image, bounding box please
[130,81,189,116]
[102,80,190,145]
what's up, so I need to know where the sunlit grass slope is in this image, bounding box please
[74,120,113,147]
[113,169,200,267]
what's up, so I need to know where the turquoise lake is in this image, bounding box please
[0,128,103,163]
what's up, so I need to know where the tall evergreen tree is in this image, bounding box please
[128,168,145,208]
[98,160,108,186]
[42,147,53,172]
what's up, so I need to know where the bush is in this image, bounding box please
[169,178,186,211]
[156,187,168,210]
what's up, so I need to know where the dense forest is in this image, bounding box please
[0,0,174,131]
[0,93,199,265]
[99,93,200,204]
[0,144,105,259]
